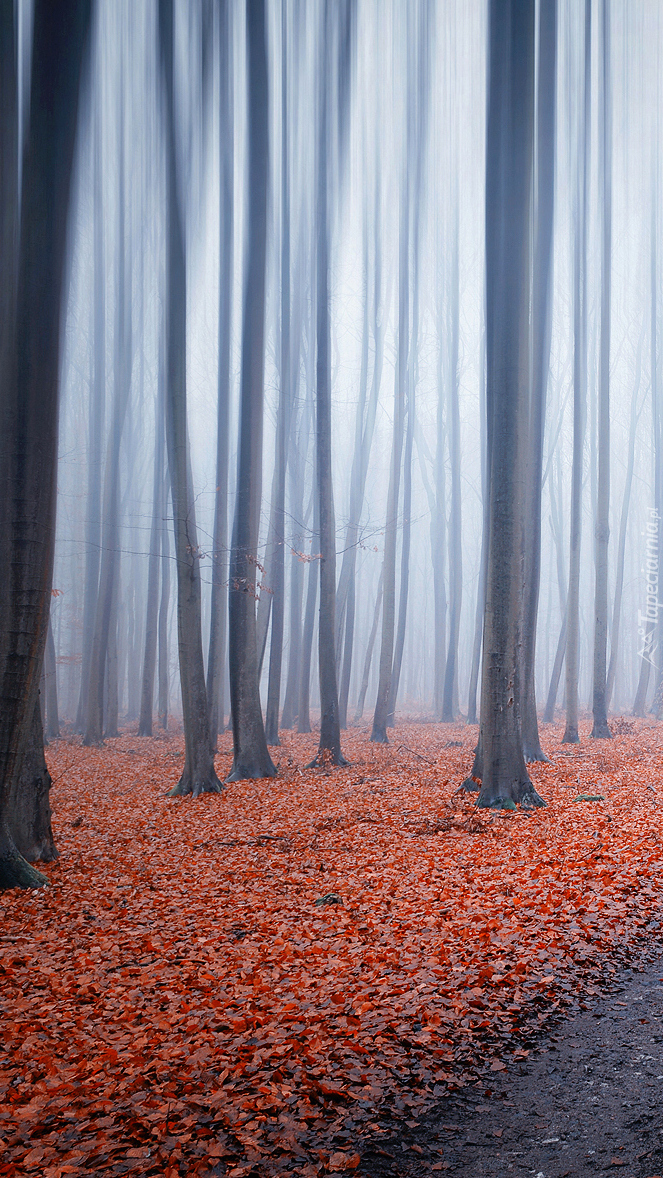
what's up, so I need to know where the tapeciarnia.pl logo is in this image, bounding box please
[638,507,660,667]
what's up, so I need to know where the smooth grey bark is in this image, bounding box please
[310,0,352,767]
[0,0,91,889]
[76,95,104,732]
[354,570,383,724]
[227,0,275,782]
[634,198,658,716]
[542,452,568,722]
[442,208,461,722]
[606,325,644,709]
[157,475,171,731]
[83,90,131,748]
[520,0,556,762]
[371,141,408,744]
[433,306,448,720]
[160,0,222,795]
[138,379,165,737]
[265,1,292,747]
[104,580,119,737]
[466,332,487,726]
[336,178,383,728]
[44,617,60,741]
[207,0,233,751]
[474,0,544,810]
[297,495,319,735]
[591,0,612,740]
[281,385,311,730]
[563,0,590,744]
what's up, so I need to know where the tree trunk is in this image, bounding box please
[207,2,233,752]
[0,0,91,889]
[520,0,556,762]
[227,0,275,782]
[44,617,60,741]
[354,571,383,724]
[474,0,543,811]
[158,476,171,731]
[591,0,612,740]
[138,381,165,737]
[442,208,461,722]
[160,0,222,795]
[563,0,590,745]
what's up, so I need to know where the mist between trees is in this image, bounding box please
[2,0,663,885]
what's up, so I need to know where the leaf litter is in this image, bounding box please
[1,718,663,1176]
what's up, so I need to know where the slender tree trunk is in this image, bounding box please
[442,209,461,721]
[606,326,644,708]
[634,196,658,716]
[0,0,91,889]
[138,381,165,737]
[160,0,222,795]
[76,96,104,732]
[311,0,351,767]
[158,476,171,731]
[355,571,383,724]
[207,1,233,752]
[466,330,487,725]
[44,618,60,741]
[520,0,556,761]
[563,0,590,744]
[227,0,275,781]
[591,0,612,740]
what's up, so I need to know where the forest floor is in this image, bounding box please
[1,718,663,1177]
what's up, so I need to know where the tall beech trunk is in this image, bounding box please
[76,96,105,733]
[473,0,544,810]
[634,198,658,716]
[466,329,487,726]
[160,0,222,795]
[44,618,60,741]
[84,90,131,748]
[372,150,407,744]
[563,0,590,744]
[265,3,292,746]
[442,210,461,722]
[138,380,165,737]
[591,0,612,740]
[310,0,351,767]
[606,326,644,708]
[227,0,275,782]
[520,0,556,762]
[158,476,171,731]
[281,388,311,730]
[207,0,233,751]
[355,571,383,724]
[0,0,91,889]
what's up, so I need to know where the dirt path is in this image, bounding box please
[360,953,663,1177]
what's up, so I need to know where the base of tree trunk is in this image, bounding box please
[225,757,276,783]
[306,749,349,769]
[523,742,550,764]
[561,726,580,743]
[477,780,546,810]
[460,776,480,792]
[590,721,612,738]
[265,731,281,748]
[370,727,389,744]
[167,772,224,798]
[0,826,48,890]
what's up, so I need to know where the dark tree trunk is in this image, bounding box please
[76,95,104,733]
[520,0,556,762]
[207,0,233,751]
[591,0,612,740]
[227,0,275,782]
[9,699,57,865]
[160,0,222,795]
[466,329,487,726]
[0,0,91,889]
[474,0,544,811]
